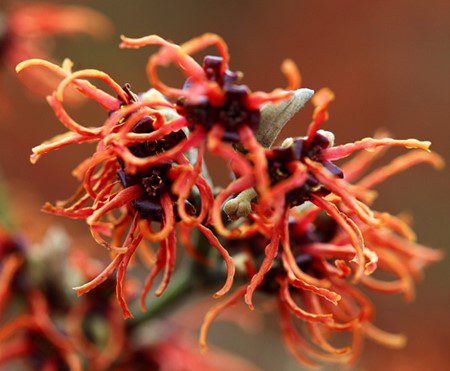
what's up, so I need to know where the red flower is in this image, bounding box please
[16,32,443,368]
[119,33,298,198]
[199,88,443,367]
[216,88,435,309]
[16,59,234,318]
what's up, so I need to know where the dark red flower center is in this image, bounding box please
[176,55,260,142]
[267,132,343,207]
[117,116,195,221]
[259,216,337,293]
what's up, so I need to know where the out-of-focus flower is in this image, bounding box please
[0,226,81,370]
[65,249,258,371]
[0,2,111,110]
[113,330,259,371]
[0,224,257,370]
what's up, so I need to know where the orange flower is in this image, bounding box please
[17,59,234,318]
[119,33,298,199]
[15,32,443,368]
[215,88,435,309]
[200,89,443,367]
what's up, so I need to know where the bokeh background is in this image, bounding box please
[1,1,449,370]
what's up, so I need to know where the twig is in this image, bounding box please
[128,266,194,329]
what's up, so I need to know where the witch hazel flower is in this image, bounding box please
[0,2,111,104]
[219,87,434,310]
[119,33,308,241]
[202,194,442,367]
[198,84,443,366]
[119,33,300,198]
[15,32,302,317]
[15,31,443,369]
[16,58,235,318]
[275,208,442,367]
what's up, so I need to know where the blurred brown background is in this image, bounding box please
[1,1,449,370]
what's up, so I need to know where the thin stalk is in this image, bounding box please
[128,263,196,329]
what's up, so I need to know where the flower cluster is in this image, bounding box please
[199,88,442,366]
[16,33,443,367]
[203,167,443,366]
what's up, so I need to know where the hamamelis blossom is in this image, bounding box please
[15,31,443,368]
[199,88,442,366]
[14,33,300,316]
[0,2,111,102]
[201,203,443,367]
[16,59,235,318]
[0,227,81,370]
[119,33,299,197]
[215,88,434,310]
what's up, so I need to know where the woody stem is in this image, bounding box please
[128,264,195,329]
